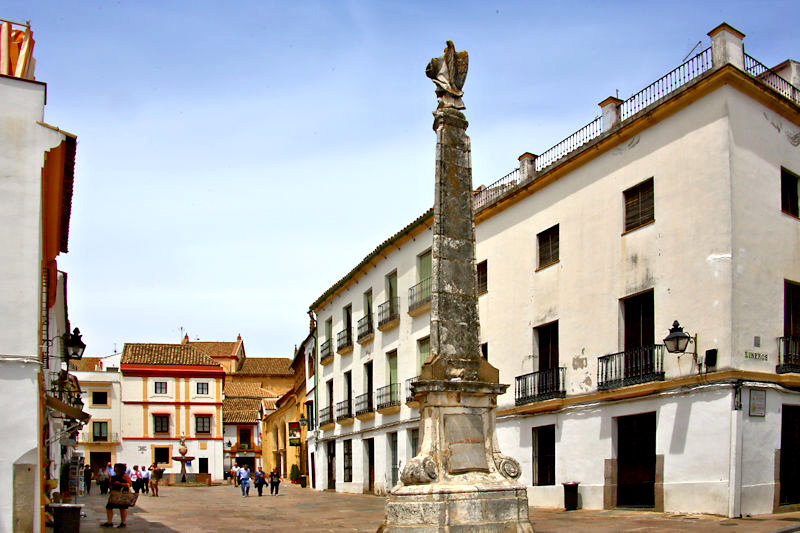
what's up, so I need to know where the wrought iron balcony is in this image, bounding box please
[597,344,665,391]
[335,399,353,421]
[377,298,400,329]
[79,430,120,444]
[320,339,333,359]
[355,392,374,416]
[337,329,353,352]
[319,406,333,427]
[357,315,373,342]
[405,375,419,404]
[778,336,800,374]
[408,277,432,314]
[376,383,400,410]
[515,367,566,405]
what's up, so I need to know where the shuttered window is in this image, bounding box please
[537,225,559,269]
[476,260,488,294]
[624,178,654,232]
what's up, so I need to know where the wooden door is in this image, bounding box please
[366,439,375,493]
[781,405,800,504]
[617,412,656,508]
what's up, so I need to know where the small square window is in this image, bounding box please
[781,167,799,217]
[196,415,211,434]
[197,382,209,395]
[154,382,167,395]
[91,391,108,406]
[537,225,559,269]
[623,178,654,232]
[153,415,170,433]
[477,260,488,295]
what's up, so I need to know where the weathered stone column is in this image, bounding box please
[379,41,533,533]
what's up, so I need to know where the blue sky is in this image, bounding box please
[5,1,798,357]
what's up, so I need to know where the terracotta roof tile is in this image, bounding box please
[222,410,260,424]
[237,357,293,376]
[188,341,239,358]
[223,382,274,399]
[121,344,219,367]
[69,357,103,372]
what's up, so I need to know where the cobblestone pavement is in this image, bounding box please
[58,482,800,533]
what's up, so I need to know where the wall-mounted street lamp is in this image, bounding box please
[664,320,713,373]
[43,327,87,361]
[298,414,308,428]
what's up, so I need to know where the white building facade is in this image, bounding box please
[309,24,800,518]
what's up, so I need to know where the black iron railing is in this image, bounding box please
[378,298,400,327]
[597,345,665,391]
[620,47,713,121]
[744,54,800,104]
[335,399,353,421]
[319,406,333,426]
[473,168,521,211]
[355,392,374,416]
[515,367,566,405]
[320,339,333,359]
[408,278,432,312]
[376,383,400,410]
[536,116,604,172]
[778,336,800,374]
[357,315,373,341]
[405,375,419,403]
[337,328,353,351]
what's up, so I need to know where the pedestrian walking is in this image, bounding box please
[101,463,134,528]
[254,467,266,496]
[83,464,93,495]
[269,468,281,495]
[148,463,164,497]
[130,465,140,493]
[231,464,239,487]
[237,465,251,496]
[140,466,150,494]
[97,466,109,495]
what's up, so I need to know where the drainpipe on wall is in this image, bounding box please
[728,381,743,518]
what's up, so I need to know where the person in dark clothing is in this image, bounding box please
[269,468,281,495]
[254,467,266,496]
[83,465,93,495]
[102,463,132,528]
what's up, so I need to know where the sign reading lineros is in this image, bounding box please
[745,351,768,361]
[288,422,301,447]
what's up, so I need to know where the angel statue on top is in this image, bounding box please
[425,40,468,110]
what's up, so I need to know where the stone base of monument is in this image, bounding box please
[379,379,534,532]
[382,483,533,532]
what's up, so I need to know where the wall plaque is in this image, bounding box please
[749,389,766,417]
[444,414,488,474]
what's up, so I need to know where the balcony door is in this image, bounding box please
[623,291,655,378]
[327,440,336,490]
[617,412,656,508]
[239,428,252,449]
[365,361,373,407]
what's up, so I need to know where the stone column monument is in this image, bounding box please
[379,41,534,532]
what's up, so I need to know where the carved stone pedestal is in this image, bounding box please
[380,382,534,532]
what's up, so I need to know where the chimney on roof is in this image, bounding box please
[182,333,189,344]
[237,333,242,341]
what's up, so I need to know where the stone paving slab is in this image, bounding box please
[54,483,800,533]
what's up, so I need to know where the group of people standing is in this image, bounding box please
[84,462,164,497]
[231,464,281,497]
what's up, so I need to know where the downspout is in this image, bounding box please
[728,380,743,518]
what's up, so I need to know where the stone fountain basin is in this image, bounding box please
[172,456,195,461]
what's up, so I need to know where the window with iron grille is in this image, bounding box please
[154,381,167,394]
[623,178,654,232]
[197,382,209,395]
[343,439,353,482]
[196,415,211,434]
[153,415,170,433]
[93,421,108,441]
[477,260,488,294]
[532,425,556,486]
[537,225,559,268]
[782,167,799,217]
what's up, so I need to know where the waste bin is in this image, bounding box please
[48,503,84,533]
[562,482,579,511]
[299,475,307,488]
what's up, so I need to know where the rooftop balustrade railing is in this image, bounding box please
[355,392,374,416]
[473,168,521,211]
[378,298,400,328]
[515,367,566,405]
[744,53,800,104]
[535,116,604,172]
[777,336,800,374]
[597,344,665,391]
[357,315,373,341]
[408,277,432,312]
[376,383,400,410]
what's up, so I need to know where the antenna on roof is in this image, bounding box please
[682,41,703,63]
[113,343,117,353]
